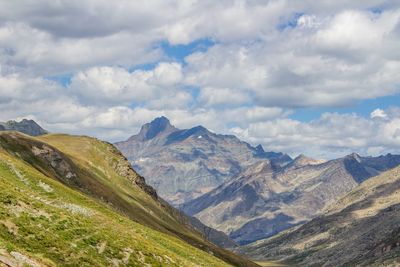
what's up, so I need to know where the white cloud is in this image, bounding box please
[297,15,320,28]
[152,62,183,86]
[184,9,400,107]
[231,109,400,158]
[370,108,387,119]
[69,62,184,106]
[1,1,400,158]
[198,87,251,107]
[0,23,163,75]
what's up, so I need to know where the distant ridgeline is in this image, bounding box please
[0,119,48,136]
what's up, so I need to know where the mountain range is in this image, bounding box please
[239,164,400,266]
[115,116,291,206]
[0,130,258,266]
[183,152,400,244]
[3,118,400,266]
[115,117,400,246]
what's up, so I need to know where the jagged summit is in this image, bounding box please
[0,118,47,136]
[346,152,362,162]
[135,116,177,141]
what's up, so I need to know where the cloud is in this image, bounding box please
[1,1,400,158]
[370,108,387,119]
[1,70,400,159]
[68,63,184,106]
[198,87,251,107]
[231,108,400,158]
[0,22,163,75]
[184,8,400,107]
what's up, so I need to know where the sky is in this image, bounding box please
[0,0,400,159]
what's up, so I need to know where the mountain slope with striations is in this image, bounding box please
[0,131,258,267]
[240,164,400,266]
[115,116,291,206]
[183,153,400,245]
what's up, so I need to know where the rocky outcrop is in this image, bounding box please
[31,144,77,181]
[106,143,158,199]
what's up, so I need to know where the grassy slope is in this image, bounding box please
[0,132,257,266]
[0,132,230,266]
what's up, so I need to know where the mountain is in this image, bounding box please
[0,119,47,136]
[290,154,326,167]
[239,164,400,266]
[0,131,258,267]
[183,153,400,245]
[115,116,291,206]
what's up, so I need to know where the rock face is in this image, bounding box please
[240,165,400,266]
[183,153,400,245]
[115,116,291,206]
[0,119,47,136]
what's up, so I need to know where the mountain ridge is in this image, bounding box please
[183,153,400,244]
[239,164,400,266]
[115,116,292,206]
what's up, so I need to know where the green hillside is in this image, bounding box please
[0,132,257,267]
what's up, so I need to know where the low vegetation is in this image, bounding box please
[0,132,257,266]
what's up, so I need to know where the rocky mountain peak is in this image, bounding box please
[346,152,362,163]
[0,119,48,136]
[136,116,177,141]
